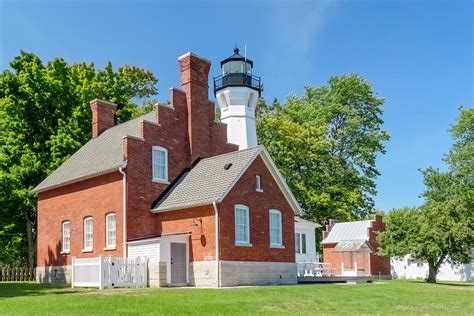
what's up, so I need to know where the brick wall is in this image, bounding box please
[37,53,238,267]
[367,215,391,276]
[218,156,296,262]
[37,172,123,267]
[323,244,371,275]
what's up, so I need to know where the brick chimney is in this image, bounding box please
[323,219,340,239]
[178,53,211,162]
[90,99,117,138]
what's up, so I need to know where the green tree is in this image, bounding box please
[378,107,474,283]
[257,74,389,223]
[0,51,158,266]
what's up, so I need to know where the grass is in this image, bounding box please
[0,280,473,315]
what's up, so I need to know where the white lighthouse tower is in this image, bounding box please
[214,48,262,150]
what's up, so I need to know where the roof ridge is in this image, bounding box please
[199,145,262,162]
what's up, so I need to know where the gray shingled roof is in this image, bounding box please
[152,147,262,212]
[32,110,157,193]
[322,220,372,244]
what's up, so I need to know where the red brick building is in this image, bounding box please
[33,51,301,287]
[321,215,391,277]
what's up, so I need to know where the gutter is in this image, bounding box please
[118,162,128,259]
[212,201,220,288]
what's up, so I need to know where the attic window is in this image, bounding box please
[256,175,263,192]
[224,163,232,170]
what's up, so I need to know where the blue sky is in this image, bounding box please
[1,0,472,211]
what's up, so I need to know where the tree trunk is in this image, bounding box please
[427,263,437,283]
[25,214,36,268]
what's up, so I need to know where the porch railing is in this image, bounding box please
[297,262,335,277]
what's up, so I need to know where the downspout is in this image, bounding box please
[212,201,220,287]
[118,162,127,259]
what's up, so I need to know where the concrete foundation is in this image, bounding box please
[219,261,297,287]
[148,261,167,287]
[36,265,71,285]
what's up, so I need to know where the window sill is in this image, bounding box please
[82,249,93,253]
[152,179,170,185]
[60,251,70,255]
[270,245,285,249]
[235,243,253,247]
[104,246,116,251]
[256,189,264,193]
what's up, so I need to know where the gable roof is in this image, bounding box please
[295,216,321,228]
[32,110,157,193]
[322,220,372,244]
[152,146,302,214]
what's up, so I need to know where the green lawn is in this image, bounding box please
[0,280,473,315]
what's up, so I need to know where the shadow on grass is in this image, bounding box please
[0,282,83,298]
[401,279,474,287]
[435,282,474,287]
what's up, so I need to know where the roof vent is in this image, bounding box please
[224,163,233,170]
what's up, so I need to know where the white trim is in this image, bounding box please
[234,204,250,245]
[83,217,93,252]
[235,242,253,247]
[152,146,168,182]
[62,221,71,253]
[105,213,116,249]
[269,209,283,247]
[256,175,263,192]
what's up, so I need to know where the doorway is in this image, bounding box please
[170,242,187,284]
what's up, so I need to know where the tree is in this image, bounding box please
[257,74,389,223]
[0,51,158,266]
[378,107,474,283]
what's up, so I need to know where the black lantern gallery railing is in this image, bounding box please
[213,73,262,96]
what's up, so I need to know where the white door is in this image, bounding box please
[170,242,186,284]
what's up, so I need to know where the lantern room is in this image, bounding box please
[213,48,261,96]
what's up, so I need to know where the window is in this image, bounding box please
[106,213,116,249]
[152,146,168,182]
[62,221,71,253]
[269,209,282,247]
[235,205,250,245]
[256,175,263,192]
[83,217,93,251]
[295,233,306,254]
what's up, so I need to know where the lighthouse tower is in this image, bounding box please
[214,48,262,150]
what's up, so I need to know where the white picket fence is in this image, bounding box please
[72,256,148,289]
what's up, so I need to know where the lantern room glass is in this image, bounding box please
[222,60,252,75]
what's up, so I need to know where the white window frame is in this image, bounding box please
[256,175,263,192]
[83,217,93,252]
[105,213,116,249]
[152,146,168,183]
[234,204,251,246]
[295,232,306,254]
[62,221,71,253]
[269,209,283,248]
